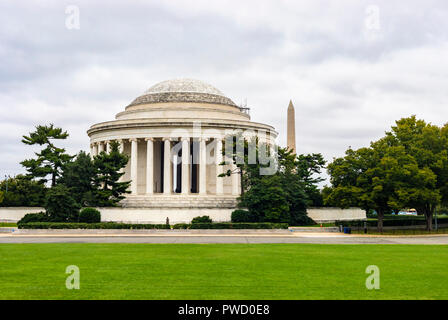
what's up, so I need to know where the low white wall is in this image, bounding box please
[0,207,232,224]
[0,207,44,222]
[99,207,233,224]
[0,206,366,224]
[307,207,366,222]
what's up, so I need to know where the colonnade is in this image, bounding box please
[90,137,239,196]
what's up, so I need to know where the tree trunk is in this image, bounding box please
[426,210,433,232]
[377,210,384,233]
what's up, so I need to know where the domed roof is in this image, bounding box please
[128,78,237,108]
[145,78,225,96]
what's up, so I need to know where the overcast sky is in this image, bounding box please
[1,0,448,183]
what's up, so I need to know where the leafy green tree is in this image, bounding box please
[21,124,73,186]
[326,116,445,231]
[45,184,80,222]
[0,175,46,207]
[0,191,4,204]
[60,151,97,206]
[382,116,447,230]
[92,141,130,206]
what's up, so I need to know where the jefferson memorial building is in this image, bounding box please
[87,79,277,222]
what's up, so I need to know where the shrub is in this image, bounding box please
[79,208,101,223]
[18,222,171,229]
[191,215,212,223]
[45,185,80,222]
[231,209,255,222]
[173,223,190,229]
[18,212,49,224]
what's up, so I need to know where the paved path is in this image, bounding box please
[0,233,447,244]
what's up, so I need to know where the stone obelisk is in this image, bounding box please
[287,100,296,154]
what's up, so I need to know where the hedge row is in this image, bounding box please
[367,214,448,220]
[177,222,288,229]
[18,222,288,230]
[18,222,170,229]
[338,216,448,227]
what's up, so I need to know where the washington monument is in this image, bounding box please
[287,100,296,154]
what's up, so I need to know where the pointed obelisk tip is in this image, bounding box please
[287,99,296,154]
[288,100,294,109]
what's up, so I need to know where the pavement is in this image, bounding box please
[0,230,447,244]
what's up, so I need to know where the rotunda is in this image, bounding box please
[87,79,277,221]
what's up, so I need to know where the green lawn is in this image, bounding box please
[0,244,447,300]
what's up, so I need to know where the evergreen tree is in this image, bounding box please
[60,151,97,206]
[45,184,80,222]
[93,141,130,206]
[21,124,73,186]
[221,136,322,225]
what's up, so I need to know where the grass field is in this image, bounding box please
[0,244,447,300]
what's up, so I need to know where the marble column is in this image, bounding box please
[130,138,138,195]
[199,138,207,195]
[98,142,105,153]
[91,143,98,159]
[163,138,172,194]
[146,138,154,195]
[215,138,223,195]
[118,139,124,153]
[181,137,190,194]
[232,163,239,195]
[106,140,111,153]
[118,139,124,182]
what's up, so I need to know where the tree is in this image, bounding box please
[296,153,326,206]
[275,148,314,225]
[326,116,446,231]
[60,151,97,206]
[0,191,4,204]
[220,135,320,225]
[21,124,73,186]
[0,175,47,207]
[239,175,290,223]
[92,141,130,206]
[382,116,447,230]
[45,184,80,222]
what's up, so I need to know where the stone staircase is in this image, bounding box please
[120,195,238,208]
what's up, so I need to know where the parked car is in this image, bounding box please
[398,209,417,215]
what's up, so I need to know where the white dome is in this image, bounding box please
[144,78,225,96]
[129,78,237,107]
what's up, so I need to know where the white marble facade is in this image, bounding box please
[87,79,277,212]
